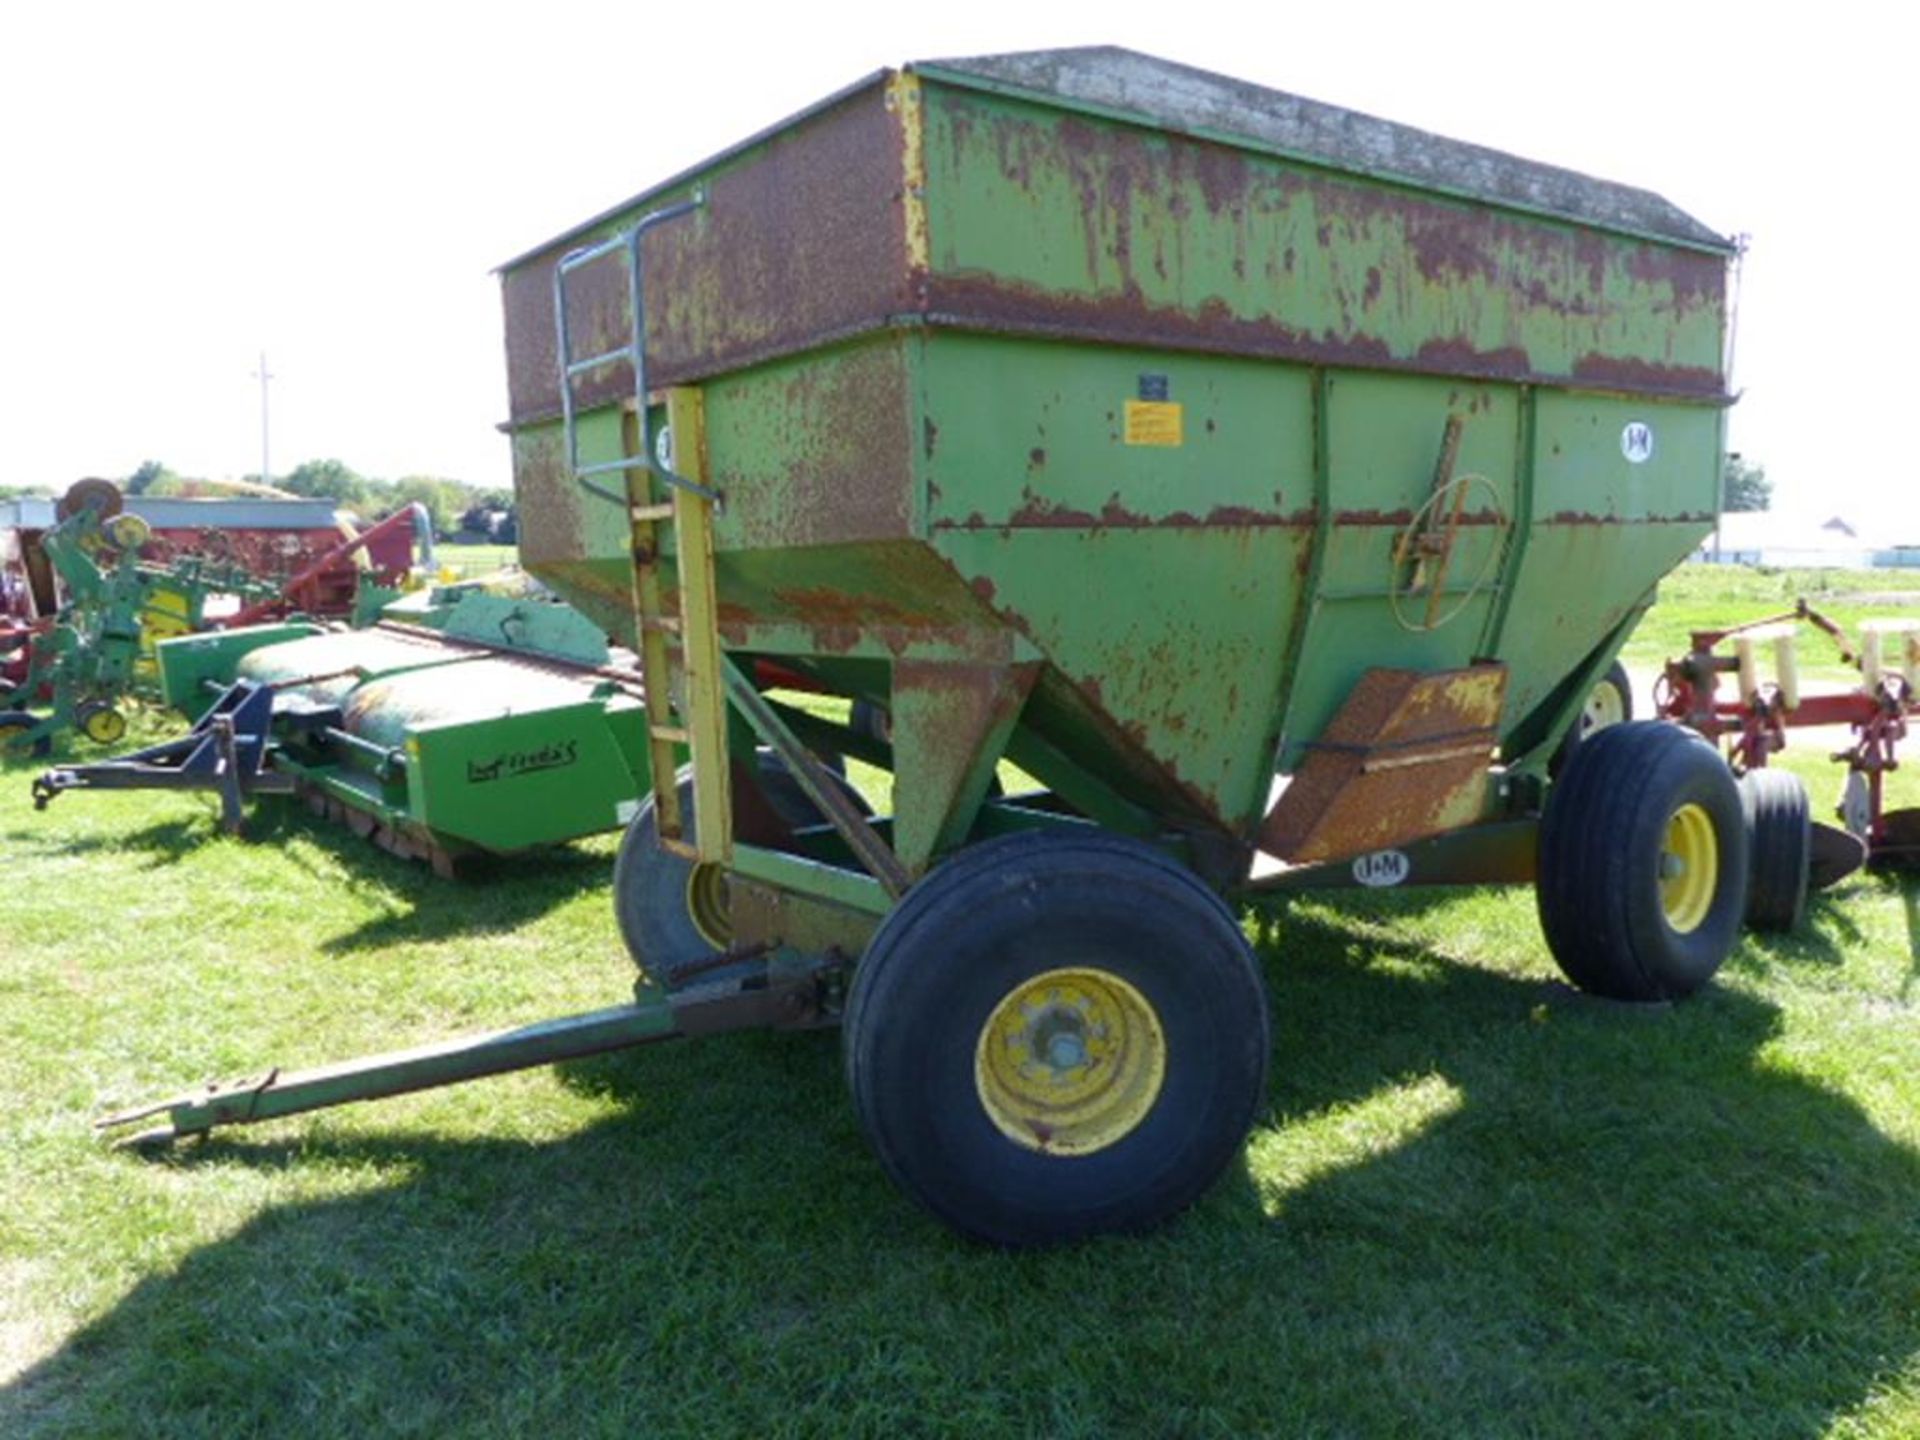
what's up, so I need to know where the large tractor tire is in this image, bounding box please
[1740,768,1811,933]
[1538,721,1748,1001]
[843,830,1269,1247]
[613,755,863,989]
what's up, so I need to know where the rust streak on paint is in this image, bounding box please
[1262,665,1507,862]
[502,82,912,426]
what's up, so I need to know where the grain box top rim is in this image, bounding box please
[496,45,1735,275]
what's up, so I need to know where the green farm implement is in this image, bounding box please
[0,480,430,755]
[33,580,664,873]
[101,49,1777,1245]
[0,480,281,753]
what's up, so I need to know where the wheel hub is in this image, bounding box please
[1659,802,1719,934]
[683,861,732,949]
[974,967,1166,1156]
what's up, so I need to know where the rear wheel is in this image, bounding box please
[843,830,1269,1247]
[1538,721,1748,1001]
[613,755,865,988]
[1553,659,1633,773]
[1741,768,1811,933]
[1579,660,1634,738]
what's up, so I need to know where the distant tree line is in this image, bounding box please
[122,459,515,541]
[1722,455,1770,513]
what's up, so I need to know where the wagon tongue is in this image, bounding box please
[93,974,822,1148]
[1808,822,1869,890]
[1870,809,1920,872]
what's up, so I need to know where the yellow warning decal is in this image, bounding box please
[1124,400,1183,447]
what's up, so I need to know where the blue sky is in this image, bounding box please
[3,2,1910,539]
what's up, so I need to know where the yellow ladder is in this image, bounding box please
[548,195,728,870]
[620,388,730,865]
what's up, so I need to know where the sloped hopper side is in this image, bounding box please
[500,49,1732,860]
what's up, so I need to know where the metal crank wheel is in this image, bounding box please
[842,830,1269,1247]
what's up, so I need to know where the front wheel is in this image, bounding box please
[842,830,1270,1247]
[1538,721,1748,1001]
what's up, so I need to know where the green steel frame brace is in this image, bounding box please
[720,654,910,896]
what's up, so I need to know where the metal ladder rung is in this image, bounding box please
[639,615,682,635]
[630,503,675,523]
[650,724,690,745]
[574,456,652,480]
[557,230,632,272]
[566,347,637,378]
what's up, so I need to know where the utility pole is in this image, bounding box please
[251,351,274,485]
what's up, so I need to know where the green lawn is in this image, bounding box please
[434,543,520,582]
[4,568,1920,1438]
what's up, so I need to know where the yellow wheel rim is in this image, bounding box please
[684,862,732,949]
[81,707,126,744]
[975,967,1166,1156]
[1659,802,1719,934]
[1580,681,1626,736]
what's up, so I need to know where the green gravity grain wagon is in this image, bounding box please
[104,49,1755,1246]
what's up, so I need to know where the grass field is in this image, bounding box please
[1623,563,1920,685]
[3,566,1919,1438]
[433,543,521,582]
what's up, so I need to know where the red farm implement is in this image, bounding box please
[1655,600,1919,878]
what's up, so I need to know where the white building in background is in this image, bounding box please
[1697,512,1883,568]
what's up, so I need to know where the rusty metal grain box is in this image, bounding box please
[500,46,1733,852]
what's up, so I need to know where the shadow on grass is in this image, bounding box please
[4,790,615,945]
[307,834,616,954]
[7,902,1920,1437]
[1732,889,1862,971]
[0,815,206,868]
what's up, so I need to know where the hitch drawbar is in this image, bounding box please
[34,680,289,833]
[96,974,820,1148]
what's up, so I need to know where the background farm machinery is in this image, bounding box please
[1,483,419,627]
[32,579,679,874]
[0,480,430,754]
[1654,601,1919,877]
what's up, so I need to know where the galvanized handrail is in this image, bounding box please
[553,191,720,506]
